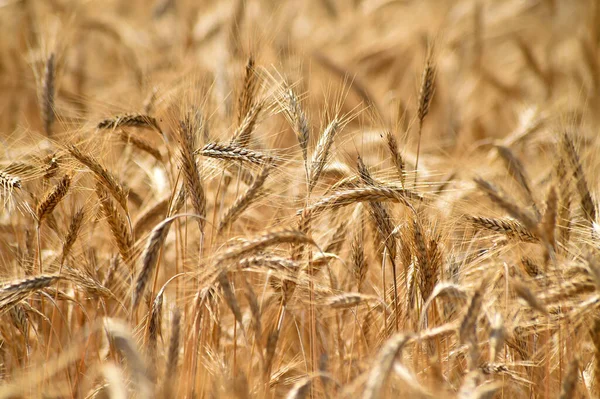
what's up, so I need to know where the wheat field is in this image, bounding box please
[0,0,598,398]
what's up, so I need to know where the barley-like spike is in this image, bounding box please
[495,145,538,215]
[41,53,55,137]
[468,215,538,242]
[473,177,539,233]
[60,208,85,265]
[238,255,299,272]
[97,185,134,269]
[414,43,436,185]
[147,291,163,372]
[302,186,421,218]
[310,219,347,274]
[218,164,271,234]
[198,142,274,165]
[385,130,405,187]
[0,274,61,294]
[282,88,310,177]
[177,114,206,233]
[561,132,596,225]
[414,217,440,304]
[321,293,379,309]
[132,215,179,311]
[237,56,258,126]
[219,229,314,262]
[232,100,264,148]
[36,173,71,224]
[68,145,129,214]
[118,130,163,162]
[352,207,366,291]
[357,156,399,327]
[218,271,243,328]
[309,118,340,192]
[555,157,572,248]
[97,114,162,134]
[0,274,61,313]
[133,197,170,239]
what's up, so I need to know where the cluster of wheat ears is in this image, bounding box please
[1,0,600,398]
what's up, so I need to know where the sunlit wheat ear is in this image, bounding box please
[309,218,346,274]
[309,118,340,192]
[320,293,381,309]
[414,42,436,185]
[561,132,596,226]
[197,143,274,165]
[357,156,399,328]
[36,173,71,225]
[555,156,572,248]
[96,185,134,270]
[231,100,265,148]
[473,177,539,233]
[68,145,130,215]
[351,205,366,291]
[218,164,271,234]
[218,229,315,263]
[97,114,163,135]
[237,56,257,124]
[60,208,85,265]
[132,214,185,312]
[302,186,421,218]
[414,217,441,307]
[133,197,170,239]
[117,130,163,162]
[495,145,538,215]
[280,87,310,177]
[0,275,61,313]
[385,130,406,187]
[218,271,244,330]
[177,114,206,234]
[40,53,55,137]
[468,215,538,242]
[147,290,163,377]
